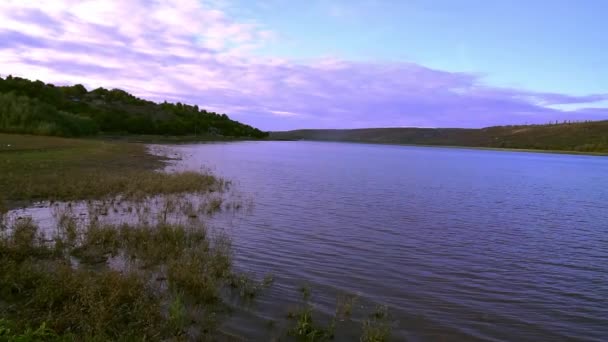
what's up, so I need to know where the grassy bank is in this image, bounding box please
[0,133,223,205]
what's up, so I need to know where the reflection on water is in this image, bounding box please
[169,141,608,341]
[8,141,608,341]
[6,192,249,235]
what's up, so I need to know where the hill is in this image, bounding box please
[270,121,608,153]
[0,75,268,138]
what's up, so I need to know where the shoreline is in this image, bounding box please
[266,138,608,157]
[0,133,392,341]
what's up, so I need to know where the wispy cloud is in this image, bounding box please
[269,110,303,117]
[0,0,606,130]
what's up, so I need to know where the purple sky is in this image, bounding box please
[1,0,607,131]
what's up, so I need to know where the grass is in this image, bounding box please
[0,205,260,340]
[0,319,61,341]
[285,287,392,342]
[361,305,391,342]
[0,133,223,205]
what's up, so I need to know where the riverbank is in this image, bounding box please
[269,122,608,156]
[0,133,391,341]
[0,134,223,206]
[268,137,608,157]
[0,133,247,340]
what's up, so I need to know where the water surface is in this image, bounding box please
[169,141,608,341]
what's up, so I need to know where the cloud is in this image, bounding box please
[269,110,303,117]
[0,0,607,131]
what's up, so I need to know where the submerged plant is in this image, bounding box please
[360,305,391,342]
[227,273,275,301]
[335,293,358,321]
[287,286,337,341]
[286,287,393,342]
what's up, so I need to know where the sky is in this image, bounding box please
[0,0,607,131]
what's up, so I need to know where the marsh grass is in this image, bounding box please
[0,319,61,341]
[286,288,392,342]
[360,305,392,342]
[0,133,224,204]
[287,286,336,341]
[0,205,272,340]
[227,273,274,302]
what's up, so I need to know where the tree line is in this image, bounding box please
[0,75,268,138]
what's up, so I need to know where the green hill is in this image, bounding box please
[270,121,608,153]
[0,75,268,138]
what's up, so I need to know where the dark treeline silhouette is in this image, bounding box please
[271,121,608,153]
[0,75,268,138]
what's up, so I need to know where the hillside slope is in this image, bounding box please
[270,121,608,153]
[0,75,267,138]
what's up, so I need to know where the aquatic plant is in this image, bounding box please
[360,305,391,342]
[0,193,267,340]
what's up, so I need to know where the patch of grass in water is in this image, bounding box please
[1,223,163,340]
[361,305,392,342]
[227,273,274,302]
[287,285,336,341]
[0,203,265,340]
[286,288,392,342]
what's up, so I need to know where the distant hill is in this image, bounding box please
[0,75,268,138]
[270,121,608,153]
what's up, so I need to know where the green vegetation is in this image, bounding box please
[361,306,392,342]
[0,92,98,137]
[0,209,255,340]
[0,75,268,138]
[287,285,337,341]
[0,319,61,341]
[270,121,608,154]
[286,288,390,342]
[0,134,221,204]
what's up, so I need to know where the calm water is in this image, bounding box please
[169,141,608,341]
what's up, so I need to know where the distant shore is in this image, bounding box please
[267,137,608,156]
[268,122,608,156]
